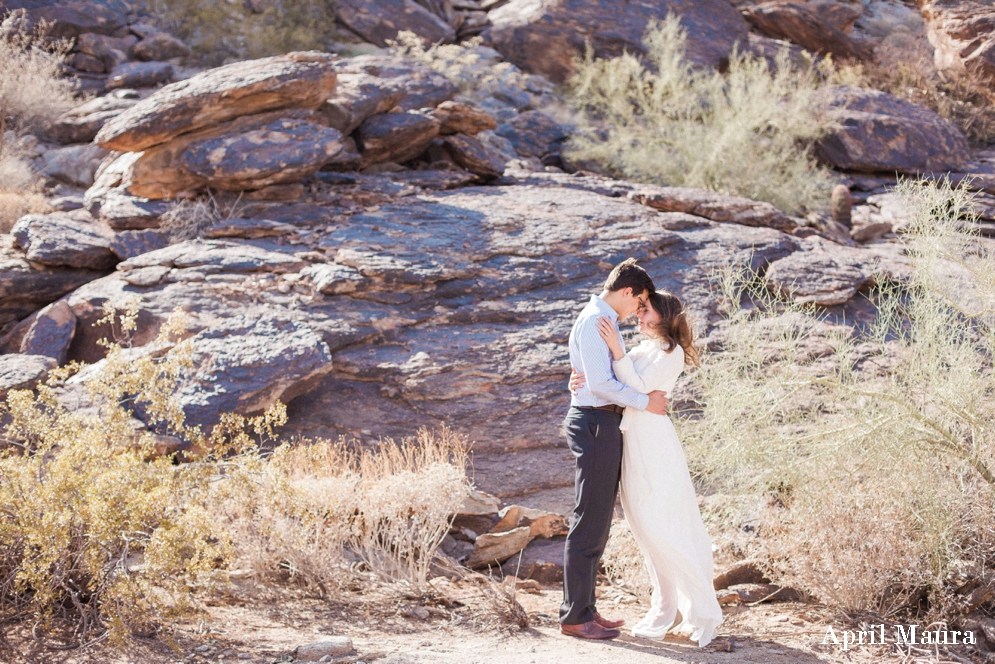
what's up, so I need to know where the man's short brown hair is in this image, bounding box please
[604,257,655,296]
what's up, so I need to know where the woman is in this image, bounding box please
[572,291,723,646]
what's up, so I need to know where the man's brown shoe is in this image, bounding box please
[561,620,621,640]
[594,612,625,629]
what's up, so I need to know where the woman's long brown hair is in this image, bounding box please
[646,291,700,366]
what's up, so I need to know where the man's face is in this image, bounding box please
[621,288,648,319]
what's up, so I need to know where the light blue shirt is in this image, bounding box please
[568,295,650,410]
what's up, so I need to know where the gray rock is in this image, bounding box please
[0,354,56,398]
[815,86,971,173]
[75,32,137,68]
[336,0,455,47]
[105,61,174,90]
[42,144,110,187]
[301,263,365,294]
[629,185,797,232]
[49,96,138,145]
[499,536,565,584]
[117,239,307,274]
[333,55,458,112]
[0,237,106,327]
[494,111,568,159]
[442,133,504,178]
[95,52,339,152]
[49,195,85,212]
[485,0,750,83]
[765,248,873,305]
[295,638,354,661]
[177,314,333,428]
[0,0,129,38]
[132,32,191,61]
[357,111,441,167]
[109,229,170,260]
[20,300,76,365]
[11,211,117,270]
[177,118,343,191]
[88,188,169,231]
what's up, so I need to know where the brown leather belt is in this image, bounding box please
[587,404,625,415]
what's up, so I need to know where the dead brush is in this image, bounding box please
[157,190,246,241]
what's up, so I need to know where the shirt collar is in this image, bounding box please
[591,294,619,321]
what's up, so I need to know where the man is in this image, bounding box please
[560,258,670,640]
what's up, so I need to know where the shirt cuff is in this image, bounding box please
[636,392,649,410]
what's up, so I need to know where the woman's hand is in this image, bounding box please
[569,368,586,394]
[596,315,625,361]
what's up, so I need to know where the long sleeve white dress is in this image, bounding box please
[612,338,723,647]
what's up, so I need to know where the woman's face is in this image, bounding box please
[637,301,661,337]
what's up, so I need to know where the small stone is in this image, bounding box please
[194,645,210,652]
[106,61,174,90]
[295,637,354,661]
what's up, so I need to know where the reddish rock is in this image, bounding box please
[132,32,191,61]
[20,300,76,365]
[815,86,970,173]
[920,0,995,80]
[442,133,504,177]
[95,52,339,152]
[105,61,174,90]
[629,186,797,232]
[494,110,567,159]
[485,0,750,84]
[336,0,455,47]
[431,101,497,135]
[357,111,441,167]
[742,2,866,60]
[0,0,128,38]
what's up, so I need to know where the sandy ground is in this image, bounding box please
[5,577,971,664]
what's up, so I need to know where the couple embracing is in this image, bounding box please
[559,258,723,647]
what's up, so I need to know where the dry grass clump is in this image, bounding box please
[157,191,245,241]
[0,302,473,648]
[143,0,339,65]
[564,15,845,215]
[659,177,995,619]
[0,28,78,134]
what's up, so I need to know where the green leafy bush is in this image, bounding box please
[564,15,845,215]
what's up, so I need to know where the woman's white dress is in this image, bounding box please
[613,339,723,647]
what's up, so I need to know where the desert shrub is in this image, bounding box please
[0,302,471,646]
[564,15,843,215]
[0,138,49,232]
[158,191,246,241]
[0,27,78,133]
[143,0,338,65]
[652,177,995,618]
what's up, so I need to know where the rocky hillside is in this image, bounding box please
[2,0,995,513]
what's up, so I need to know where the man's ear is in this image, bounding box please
[621,287,633,299]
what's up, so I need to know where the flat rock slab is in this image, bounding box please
[117,239,308,274]
[0,354,56,398]
[89,189,170,230]
[109,229,170,260]
[357,111,441,167]
[204,218,296,239]
[333,55,458,112]
[12,211,116,270]
[765,249,873,306]
[815,85,970,173]
[105,61,173,90]
[336,0,455,47]
[629,185,796,231]
[485,0,750,83]
[176,314,333,429]
[49,95,137,145]
[494,111,567,159]
[178,118,343,191]
[95,52,339,152]
[466,525,532,568]
[20,300,76,365]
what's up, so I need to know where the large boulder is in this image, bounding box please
[357,111,441,167]
[176,117,343,191]
[0,0,128,38]
[335,0,455,47]
[765,246,874,306]
[11,211,117,270]
[815,86,970,173]
[176,314,333,429]
[95,52,339,152]
[920,0,995,80]
[95,109,335,199]
[742,2,866,60]
[484,0,750,84]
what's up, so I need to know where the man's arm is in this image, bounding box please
[575,316,650,410]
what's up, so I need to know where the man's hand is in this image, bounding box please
[646,390,669,415]
[568,369,586,395]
